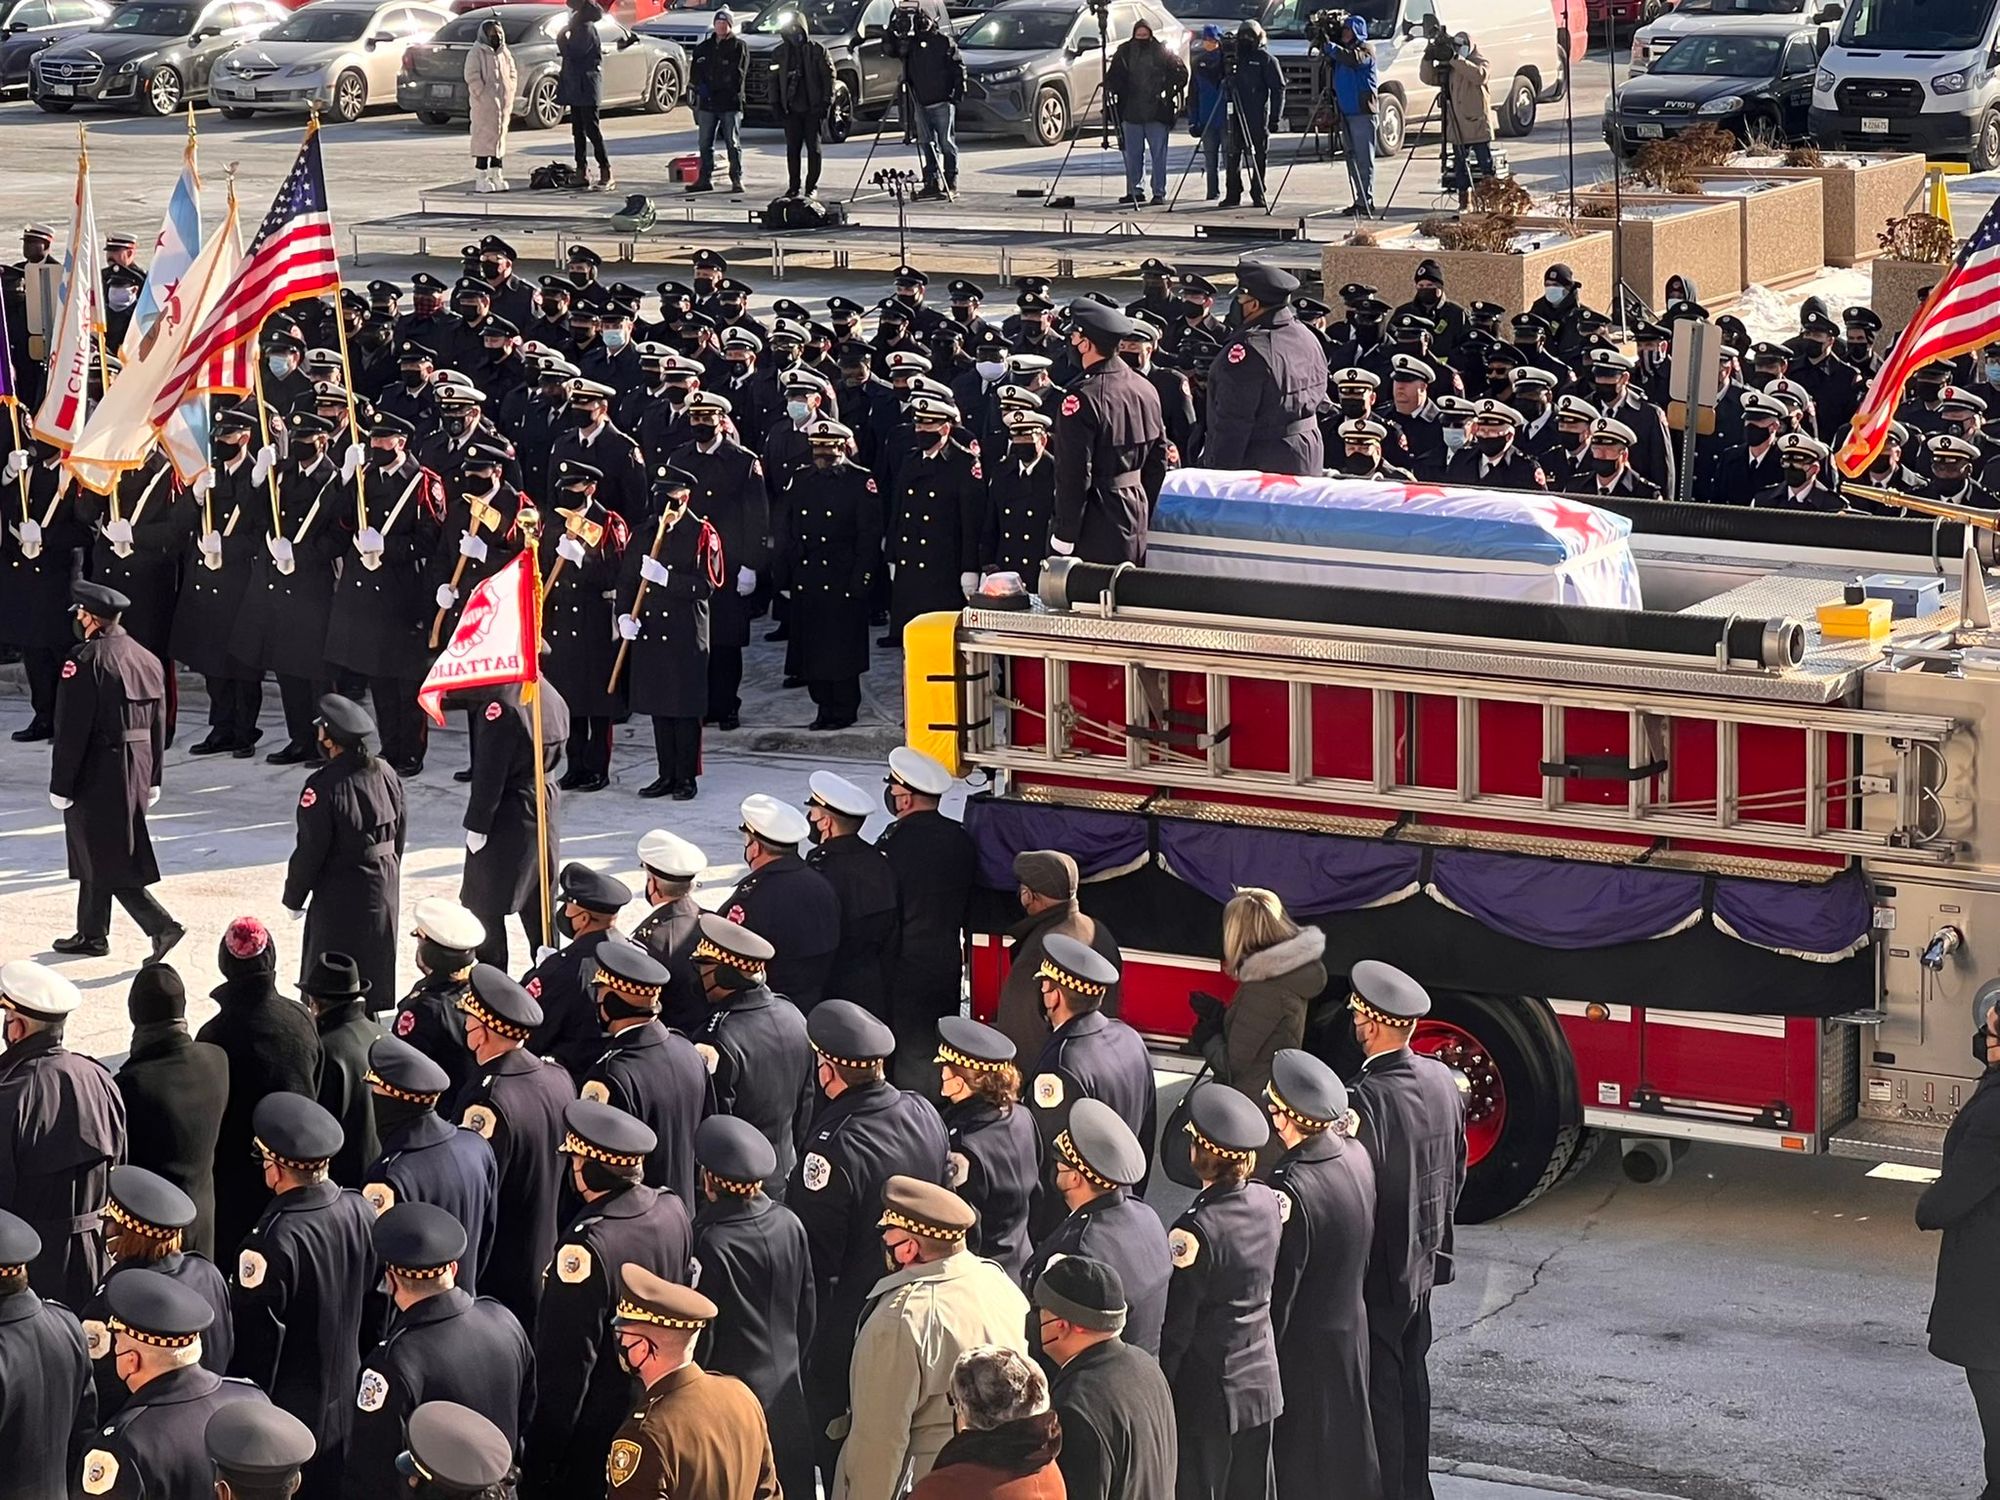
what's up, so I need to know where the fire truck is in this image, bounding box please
[902,479,2000,1222]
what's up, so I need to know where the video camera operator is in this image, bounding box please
[887,0,967,200]
[1218,20,1284,209]
[1418,24,1494,191]
[1106,17,1189,206]
[1318,11,1378,217]
[1189,25,1228,201]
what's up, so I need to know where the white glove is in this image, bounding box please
[466,830,488,854]
[104,518,134,550]
[886,561,897,581]
[341,442,368,481]
[736,565,755,597]
[146,786,161,808]
[640,555,670,587]
[533,944,556,965]
[435,583,458,610]
[2,450,28,480]
[1049,536,1075,556]
[268,535,295,574]
[48,793,72,811]
[556,535,585,566]
[198,530,223,562]
[459,533,488,562]
[356,526,385,556]
[286,905,306,922]
[191,469,215,497]
[960,570,978,598]
[616,613,641,640]
[13,520,42,554]
[251,444,277,486]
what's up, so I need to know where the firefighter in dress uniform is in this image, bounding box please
[537,463,626,795]
[805,771,899,1020]
[175,408,267,757]
[615,463,722,801]
[547,378,648,524]
[1346,961,1467,1500]
[1440,399,1548,492]
[48,581,182,962]
[1266,1049,1380,1500]
[772,419,882,731]
[669,389,767,731]
[525,862,638,1082]
[452,963,575,1329]
[886,395,987,636]
[979,409,1056,583]
[878,746,977,1092]
[934,1015,1037,1281]
[523,1101,692,1500]
[426,442,525,666]
[77,450,183,743]
[282,695,407,1004]
[1200,260,1329,476]
[689,1114,816,1500]
[386,897,484,1095]
[1051,300,1168,565]
[689,914,815,1194]
[720,794,843,1010]
[1,429,91,742]
[459,678,570,970]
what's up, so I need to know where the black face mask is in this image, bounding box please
[1514,395,1547,419]
[1414,288,1440,307]
[1181,299,1209,320]
[401,370,425,391]
[1589,454,1621,478]
[1339,450,1377,475]
[1977,1026,1994,1067]
[1843,340,1872,366]
[1338,396,1368,419]
[374,1096,431,1139]
[1935,464,1970,487]
[1746,421,1778,445]
[480,261,504,281]
[1913,381,1945,403]
[1351,317,1382,339]
[1475,434,1510,457]
[570,405,596,427]
[1780,463,1814,488]
[1592,379,1623,406]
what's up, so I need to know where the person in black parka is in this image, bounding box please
[113,965,228,1260]
[558,0,613,189]
[304,953,383,1190]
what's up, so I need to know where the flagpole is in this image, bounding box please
[5,405,26,524]
[302,109,366,531]
[522,514,552,946]
[250,346,282,534]
[80,127,111,406]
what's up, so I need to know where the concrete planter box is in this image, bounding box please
[1873,257,1950,341]
[1698,153,1926,266]
[1691,176,1823,288]
[1319,231,1614,319]
[1565,195,1743,307]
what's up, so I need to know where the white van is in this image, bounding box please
[1265,0,1565,154]
[1811,0,2000,169]
[1630,0,1842,70]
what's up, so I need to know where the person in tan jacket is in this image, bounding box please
[1418,32,1495,187]
[463,17,520,193]
[831,1178,1032,1500]
[993,851,1121,1064]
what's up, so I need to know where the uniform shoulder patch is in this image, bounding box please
[946,1150,970,1189]
[81,1449,118,1496]
[1168,1226,1201,1269]
[393,1010,416,1038]
[357,1368,389,1413]
[970,459,982,480]
[1277,1190,1294,1225]
[723,903,746,925]
[1227,343,1248,364]
[801,1151,832,1192]
[484,701,502,721]
[299,787,317,810]
[363,1182,396,1215]
[525,975,543,999]
[462,1104,498,1140]
[688,1255,702,1289]
[580,1079,611,1104]
[865,477,878,494]
[695,1041,719,1075]
[1032,1073,1064,1109]
[556,1243,593,1283]
[607,1439,643,1488]
[61,661,77,680]
[1060,394,1080,417]
[82,1318,109,1360]
[237,1249,268,1289]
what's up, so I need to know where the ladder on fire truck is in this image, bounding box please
[929,606,1967,865]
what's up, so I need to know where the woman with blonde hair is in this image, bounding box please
[935,1016,1038,1279]
[1204,888,1327,1101]
[464,15,519,192]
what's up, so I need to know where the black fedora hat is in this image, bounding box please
[300,952,370,1000]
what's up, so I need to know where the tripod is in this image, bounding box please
[1167,56,1266,210]
[1267,62,1348,214]
[1042,77,1118,208]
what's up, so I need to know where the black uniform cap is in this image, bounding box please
[1844,306,1883,333]
[368,411,415,439]
[1349,959,1431,1025]
[397,340,436,363]
[566,245,603,268]
[554,459,604,486]
[367,1035,450,1101]
[1180,274,1217,297]
[459,441,511,472]
[1066,299,1133,346]
[316,694,378,751]
[0,1209,40,1271]
[559,862,631,915]
[694,1114,777,1189]
[808,999,895,1067]
[1138,258,1178,278]
[692,912,774,972]
[373,1200,469,1276]
[1055,1098,1145,1188]
[561,1099,656,1165]
[216,405,259,434]
[460,963,542,1039]
[593,937,669,1002]
[252,1092,344,1167]
[828,296,865,317]
[107,1164,197,1238]
[105,1266,214,1346]
[73,580,130,616]
[206,1403,317,1481]
[409,273,448,293]
[1032,1255,1127,1333]
[692,248,728,270]
[1038,933,1119,997]
[1235,260,1298,302]
[537,275,574,296]
[367,279,402,300]
[1186,1082,1270,1158]
[1266,1048,1349,1130]
[935,1014,1015,1072]
[399,1403,513,1493]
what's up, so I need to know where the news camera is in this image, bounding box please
[1304,8,1346,48]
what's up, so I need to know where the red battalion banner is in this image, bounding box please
[417,551,540,726]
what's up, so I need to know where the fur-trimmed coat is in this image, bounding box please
[1220,927,1327,1101]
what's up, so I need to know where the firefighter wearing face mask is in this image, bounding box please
[1202,260,1329,477]
[1441,399,1547,492]
[886,396,986,633]
[1539,395,1605,495]
[418,383,521,493]
[668,391,767,729]
[803,773,898,1022]
[772,420,881,731]
[1334,418,1416,482]
[979,409,1057,581]
[376,341,441,434]
[547,378,647,524]
[1585,348,1674,496]
[1750,432,1843,513]
[1573,418,1661,501]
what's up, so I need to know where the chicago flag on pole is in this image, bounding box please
[417,551,541,726]
[33,142,100,451]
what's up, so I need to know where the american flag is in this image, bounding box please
[149,128,338,428]
[1838,200,2000,477]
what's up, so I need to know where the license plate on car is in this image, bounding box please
[1633,122,1662,138]
[430,82,452,97]
[1862,116,1889,133]
[45,82,73,96]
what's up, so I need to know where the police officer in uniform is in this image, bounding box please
[0,961,126,1306]
[538,464,626,796]
[0,1208,95,1500]
[789,1001,951,1486]
[524,863,634,1081]
[460,679,570,969]
[343,1204,533,1500]
[630,830,708,1034]
[689,916,814,1194]
[1346,961,1467,1500]
[935,1016,1037,1280]
[689,1115,816,1500]
[386,898,485,1098]
[1266,1049,1379,1500]
[229,1094,377,1500]
[524,1102,692,1500]
[1201,261,1329,476]
[579,939,715,1210]
[805,771,899,1018]
[49,581,182,960]
[604,1267,780,1498]
[282,696,408,1003]
[1027,937,1156,1224]
[399,1401,514,1500]
[362,1038,499,1298]
[206,1403,318,1500]
[772,419,882,730]
[1051,301,1168,565]
[452,964,574,1329]
[79,1271,268,1500]
[721,794,842,1009]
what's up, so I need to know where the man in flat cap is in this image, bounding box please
[1037,1256,1177,1500]
[1346,960,1466,1500]
[1201,261,1330,476]
[49,581,181,960]
[831,1178,1029,1499]
[607,1266,780,1498]
[283,696,408,1002]
[207,1404,317,1500]
[1051,300,1168,565]
[0,1207,97,1500]
[994,849,1121,1063]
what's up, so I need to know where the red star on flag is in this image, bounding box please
[1544,498,1607,548]
[1252,472,1301,491]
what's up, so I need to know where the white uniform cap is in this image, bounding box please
[809,771,873,820]
[740,793,811,846]
[435,383,488,405]
[412,896,486,952]
[0,960,80,1019]
[637,829,707,880]
[888,746,953,797]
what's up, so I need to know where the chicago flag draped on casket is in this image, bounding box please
[1147,468,1643,610]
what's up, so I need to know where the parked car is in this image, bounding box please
[739,0,900,141]
[455,0,669,23]
[211,0,448,118]
[0,0,112,92]
[958,0,1186,144]
[636,0,725,45]
[397,2,682,125]
[1630,0,1836,69]
[1604,23,1820,151]
[30,0,285,112]
[1585,0,1672,31]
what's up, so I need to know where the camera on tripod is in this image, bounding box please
[1304,8,1347,48]
[1422,18,1457,66]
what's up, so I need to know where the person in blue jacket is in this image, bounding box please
[1325,13,1378,216]
[1189,27,1227,201]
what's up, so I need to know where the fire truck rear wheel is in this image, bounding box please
[1415,992,1579,1223]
